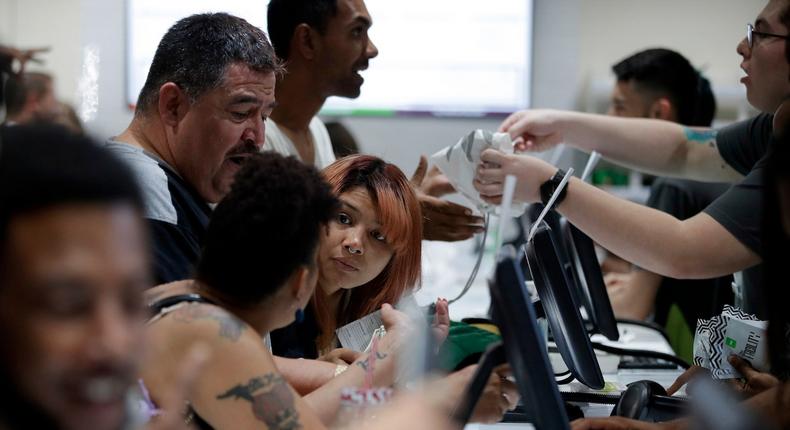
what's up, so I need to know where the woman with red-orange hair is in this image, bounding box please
[271,154,449,358]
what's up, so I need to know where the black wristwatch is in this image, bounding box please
[540,168,568,207]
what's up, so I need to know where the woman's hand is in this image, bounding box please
[427,364,519,424]
[431,298,450,346]
[727,355,779,397]
[499,109,565,153]
[473,149,556,205]
[411,155,484,242]
[318,348,362,365]
[666,365,708,395]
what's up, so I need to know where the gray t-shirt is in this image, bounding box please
[703,114,773,317]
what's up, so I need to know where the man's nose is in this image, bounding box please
[244,117,266,151]
[366,38,379,59]
[87,302,140,364]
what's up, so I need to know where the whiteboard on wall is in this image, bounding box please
[127,0,533,117]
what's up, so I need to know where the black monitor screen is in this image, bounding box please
[490,245,570,430]
[525,222,605,389]
[560,218,620,341]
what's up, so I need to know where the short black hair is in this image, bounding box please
[196,152,339,307]
[267,0,338,60]
[135,12,283,115]
[0,125,144,269]
[612,48,716,126]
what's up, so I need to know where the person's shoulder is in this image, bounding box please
[151,302,262,350]
[104,140,178,224]
[308,117,336,167]
[308,116,328,133]
[719,113,773,141]
[264,117,291,153]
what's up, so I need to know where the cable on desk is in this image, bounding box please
[555,373,575,385]
[560,391,621,405]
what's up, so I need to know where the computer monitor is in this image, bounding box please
[525,222,605,389]
[560,218,620,341]
[453,244,570,429]
[523,204,590,310]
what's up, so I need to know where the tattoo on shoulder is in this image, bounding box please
[355,351,388,371]
[173,303,246,341]
[684,127,718,145]
[217,374,302,430]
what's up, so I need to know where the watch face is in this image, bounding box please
[541,169,566,207]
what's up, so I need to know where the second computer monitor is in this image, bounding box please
[560,218,620,341]
[526,222,605,389]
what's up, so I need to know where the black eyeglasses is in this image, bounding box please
[747,23,790,49]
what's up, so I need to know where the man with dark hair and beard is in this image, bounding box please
[265,0,485,242]
[109,12,282,285]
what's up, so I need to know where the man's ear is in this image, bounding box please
[649,97,674,122]
[288,265,316,304]
[157,82,190,128]
[294,23,320,61]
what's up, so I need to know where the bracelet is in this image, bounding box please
[334,364,349,377]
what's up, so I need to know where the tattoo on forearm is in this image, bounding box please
[173,303,246,341]
[218,374,302,430]
[355,351,388,371]
[684,127,718,148]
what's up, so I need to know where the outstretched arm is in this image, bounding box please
[474,151,760,279]
[500,110,743,183]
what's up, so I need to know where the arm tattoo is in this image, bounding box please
[173,303,246,341]
[355,351,388,371]
[684,127,718,147]
[218,374,302,430]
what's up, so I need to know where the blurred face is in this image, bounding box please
[172,64,277,203]
[316,0,379,98]
[0,204,149,430]
[737,0,790,112]
[607,80,652,118]
[32,79,61,122]
[318,187,394,292]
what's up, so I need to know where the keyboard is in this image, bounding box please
[618,355,678,370]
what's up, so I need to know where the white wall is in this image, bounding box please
[0,0,767,174]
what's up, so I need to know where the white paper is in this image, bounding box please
[336,311,384,352]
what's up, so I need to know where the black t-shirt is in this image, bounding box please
[703,113,773,317]
[105,141,211,284]
[647,178,733,329]
[147,165,211,284]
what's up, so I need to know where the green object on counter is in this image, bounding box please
[438,321,501,371]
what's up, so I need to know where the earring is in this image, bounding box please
[294,307,305,324]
